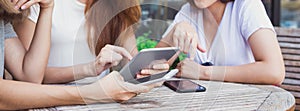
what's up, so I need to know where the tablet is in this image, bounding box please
[120,47,179,82]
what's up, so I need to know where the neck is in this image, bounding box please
[207,1,227,24]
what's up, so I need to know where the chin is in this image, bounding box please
[193,0,217,9]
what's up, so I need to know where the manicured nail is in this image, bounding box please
[21,6,26,10]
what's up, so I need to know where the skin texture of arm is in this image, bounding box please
[177,29,285,85]
[5,8,53,83]
[0,79,83,110]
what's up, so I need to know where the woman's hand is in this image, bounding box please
[137,51,180,78]
[12,0,54,10]
[176,59,210,80]
[171,22,206,60]
[79,71,162,103]
[137,59,170,78]
[83,45,132,77]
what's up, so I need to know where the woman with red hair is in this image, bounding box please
[15,0,168,83]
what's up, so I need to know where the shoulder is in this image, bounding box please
[179,3,199,14]
[180,3,192,11]
[176,3,200,20]
[233,0,265,12]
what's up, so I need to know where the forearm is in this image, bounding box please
[43,66,76,84]
[204,62,285,85]
[22,8,53,83]
[156,33,174,48]
[43,63,104,84]
[0,79,84,110]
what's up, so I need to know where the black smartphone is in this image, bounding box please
[164,80,206,93]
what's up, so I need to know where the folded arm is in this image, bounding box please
[5,8,53,83]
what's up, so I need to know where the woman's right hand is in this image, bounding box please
[12,0,54,10]
[84,45,132,77]
[171,21,206,60]
[79,71,161,103]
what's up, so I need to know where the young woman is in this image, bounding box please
[14,0,168,84]
[14,0,149,83]
[0,0,157,110]
[158,0,285,85]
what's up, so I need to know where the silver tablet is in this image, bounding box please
[120,47,179,83]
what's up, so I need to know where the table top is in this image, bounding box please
[32,79,295,111]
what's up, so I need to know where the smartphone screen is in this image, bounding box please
[164,80,206,93]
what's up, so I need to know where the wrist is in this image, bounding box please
[39,2,54,10]
[201,65,212,80]
[81,63,96,78]
[40,7,53,12]
[40,5,54,11]
[64,86,86,105]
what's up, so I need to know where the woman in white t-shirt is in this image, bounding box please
[13,0,167,83]
[158,0,285,85]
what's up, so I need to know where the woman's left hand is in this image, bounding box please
[176,59,210,80]
[137,59,170,78]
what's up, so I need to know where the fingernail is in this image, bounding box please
[141,70,147,74]
[14,6,19,10]
[21,6,26,10]
[153,64,169,69]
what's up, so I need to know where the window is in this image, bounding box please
[281,0,300,28]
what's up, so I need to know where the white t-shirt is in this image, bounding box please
[29,0,108,79]
[164,0,275,66]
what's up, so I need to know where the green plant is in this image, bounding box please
[136,31,187,61]
[136,31,158,51]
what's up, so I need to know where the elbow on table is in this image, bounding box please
[265,67,285,85]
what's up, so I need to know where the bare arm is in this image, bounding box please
[43,44,133,84]
[209,29,285,84]
[178,29,285,85]
[14,10,101,84]
[0,71,154,110]
[43,65,89,84]
[0,79,82,110]
[5,7,53,83]
[14,12,87,84]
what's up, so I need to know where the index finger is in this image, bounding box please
[189,34,198,60]
[111,46,133,60]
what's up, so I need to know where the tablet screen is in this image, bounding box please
[120,47,179,81]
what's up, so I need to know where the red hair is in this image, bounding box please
[85,0,141,55]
